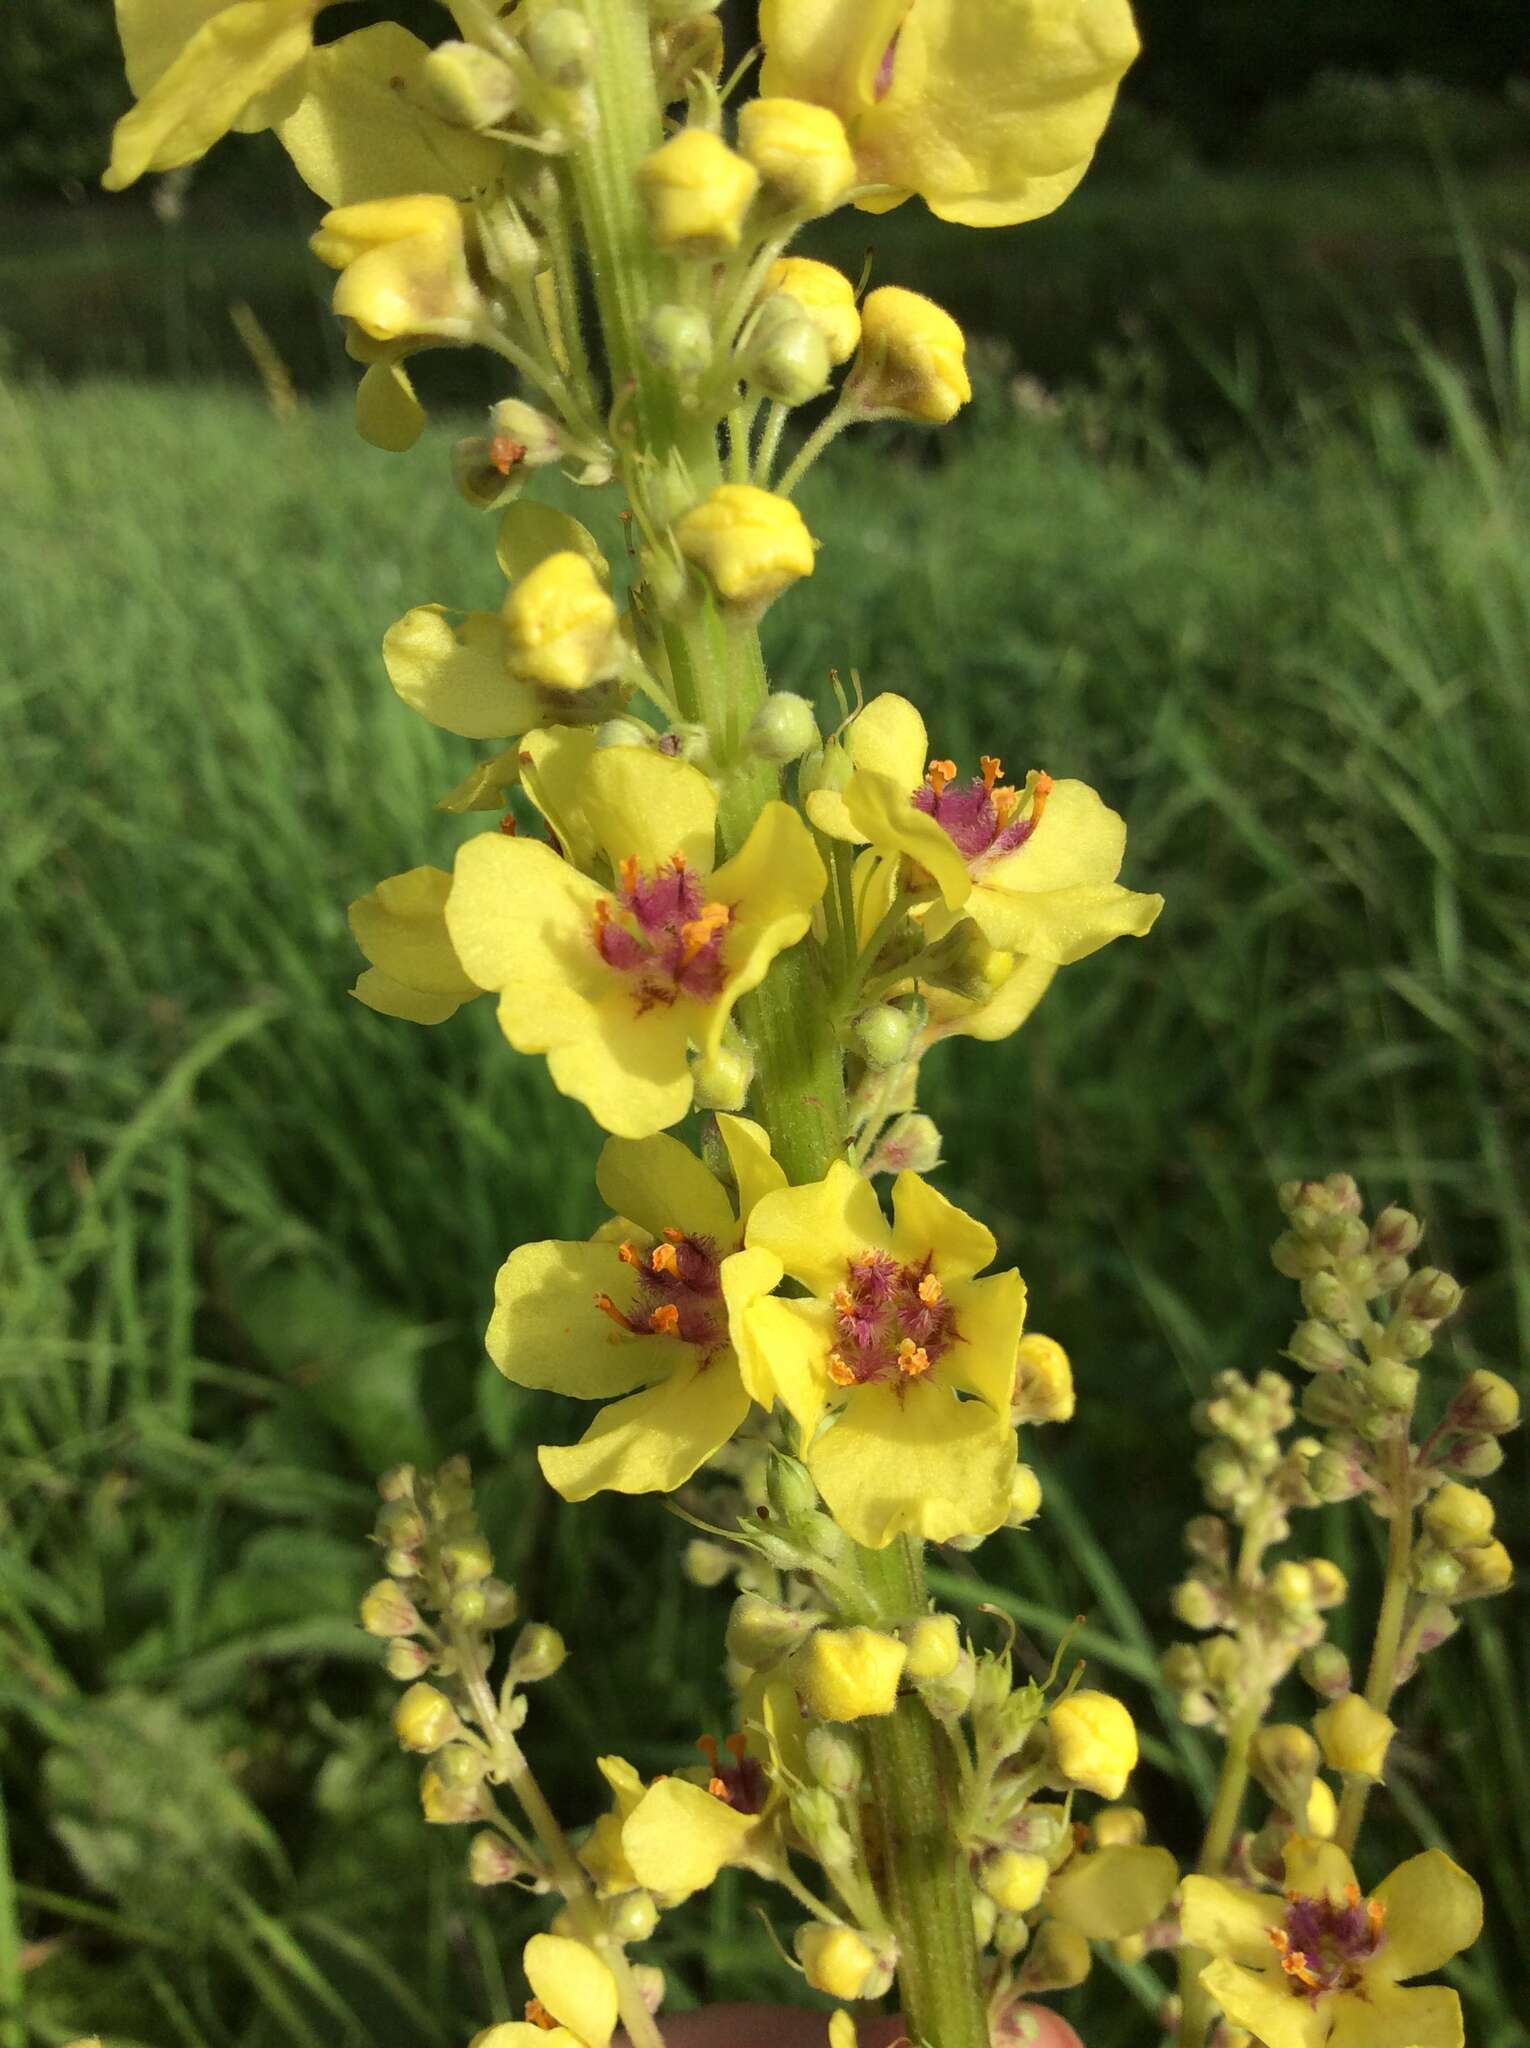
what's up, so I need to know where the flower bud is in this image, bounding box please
[378,1464,417,1502]
[420,1760,481,1824]
[1006,1464,1043,1528]
[1314,1694,1395,1780]
[608,1890,660,1943]
[1454,1538,1512,1601]
[980,1851,1049,1916]
[1449,1370,1520,1435]
[675,484,816,609]
[1288,1321,1353,1374]
[1048,1692,1138,1801]
[690,1042,753,1112]
[1092,1806,1147,1849]
[867,1113,943,1177]
[637,129,759,254]
[469,1830,526,1885]
[805,1724,863,1797]
[1384,1317,1434,1362]
[1267,1562,1315,1614]
[393,1683,461,1754]
[1012,1334,1075,1426]
[1366,1361,1421,1414]
[1300,1643,1352,1699]
[1401,1267,1462,1323]
[766,1452,820,1524]
[765,257,862,366]
[848,287,971,426]
[795,1925,894,2002]
[1410,1550,1463,1600]
[477,1577,519,1630]
[508,1623,568,1683]
[385,1640,432,1681]
[1306,1447,1363,1502]
[360,1579,421,1638]
[1171,1579,1220,1631]
[1447,1436,1505,1479]
[312,197,480,345]
[441,1533,494,1586]
[992,1912,1032,1960]
[1423,1481,1495,1552]
[1306,1559,1349,1608]
[503,552,620,691]
[375,1499,426,1551]
[1370,1205,1423,1257]
[853,1004,916,1072]
[795,1626,907,1722]
[971,1891,999,1950]
[746,691,819,763]
[423,42,520,129]
[683,1537,735,1588]
[642,304,714,384]
[902,1614,962,1683]
[524,9,594,88]
[1018,1922,1091,1993]
[797,733,853,796]
[726,1593,824,1668]
[919,1648,978,1720]
[738,98,857,218]
[1249,1725,1319,1810]
[749,308,833,405]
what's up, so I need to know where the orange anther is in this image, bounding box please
[980,755,1003,792]
[594,1292,632,1331]
[617,1241,644,1268]
[917,1273,943,1305]
[593,897,612,930]
[490,434,527,476]
[525,2000,559,2031]
[827,1352,857,1388]
[650,1242,680,1277]
[898,1339,932,1379]
[725,1732,747,1761]
[650,1304,681,1336]
[680,902,730,966]
[663,1226,686,1243]
[926,758,958,798]
[620,855,640,895]
[497,811,517,836]
[697,1734,720,1767]
[670,850,688,871]
[1028,771,1054,832]
[706,1776,729,1801]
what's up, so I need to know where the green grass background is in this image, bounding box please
[2,198,1528,2047]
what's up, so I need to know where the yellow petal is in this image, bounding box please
[437,745,523,815]
[350,966,468,1025]
[1328,1982,1463,2048]
[1047,1845,1179,1940]
[516,725,603,869]
[1199,1960,1330,2048]
[942,1270,1027,1415]
[349,865,477,996]
[809,1380,1017,1549]
[471,2026,576,2048]
[890,1170,996,1281]
[716,1115,788,1224]
[383,606,536,739]
[498,504,611,587]
[1368,1851,1483,1983]
[707,801,828,1056]
[733,1289,829,1439]
[486,1239,673,1400]
[596,1754,645,1820]
[105,0,315,189]
[596,1133,736,1246]
[539,1354,751,1500]
[549,991,697,1138]
[1283,1835,1359,1905]
[524,1933,618,2048]
[1179,1877,1285,1968]
[969,879,1163,965]
[924,954,1057,1045]
[276,22,502,205]
[843,770,972,910]
[622,1778,757,1897]
[987,777,1127,891]
[848,693,929,785]
[446,836,607,1019]
[586,749,718,875]
[356,357,425,452]
[746,1158,891,1296]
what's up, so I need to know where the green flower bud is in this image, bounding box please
[1160,1644,1205,1691]
[435,1742,487,1790]
[971,1891,999,1950]
[524,9,595,88]
[376,1500,426,1552]
[441,1533,494,1586]
[450,1584,487,1627]
[1401,1267,1463,1323]
[479,1577,520,1630]
[1307,1447,1363,1502]
[642,304,714,384]
[854,1004,917,1071]
[1447,1437,1504,1479]
[1385,1316,1435,1362]
[1307,1558,1349,1607]
[1288,1321,1353,1374]
[1272,1230,1330,1280]
[1300,1643,1352,1699]
[386,1639,433,1681]
[992,1912,1032,1960]
[379,1464,417,1502]
[360,1580,421,1638]
[1321,1215,1370,1260]
[1410,1549,1463,1599]
[608,1890,660,1943]
[805,1724,863,1797]
[691,1042,753,1112]
[1300,1377,1359,1428]
[420,1761,481,1825]
[918,1648,977,1720]
[867,1113,943,1176]
[747,302,832,404]
[767,1451,821,1525]
[423,42,520,129]
[797,735,853,796]
[1449,1370,1520,1435]
[1371,1206,1423,1258]
[508,1623,567,1683]
[1365,1360,1420,1413]
[726,1593,824,1668]
[1267,1561,1314,1613]
[1249,1724,1319,1809]
[1300,1272,1350,1321]
[469,1830,526,1886]
[1171,1579,1220,1630]
[746,692,819,763]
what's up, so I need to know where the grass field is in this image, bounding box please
[2,311,1528,2046]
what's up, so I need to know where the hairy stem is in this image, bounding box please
[1336,1427,1415,1854]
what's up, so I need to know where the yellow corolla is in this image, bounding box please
[807,693,1162,966]
[1045,1842,1179,1943]
[348,865,484,1025]
[445,749,825,1137]
[485,1116,786,1499]
[739,1161,1026,1547]
[1182,1837,1483,2048]
[105,0,328,191]
[470,1934,617,2048]
[311,194,480,345]
[758,0,1140,227]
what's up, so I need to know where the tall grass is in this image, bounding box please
[1,333,1526,2046]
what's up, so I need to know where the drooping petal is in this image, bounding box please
[968,878,1163,965]
[746,1158,892,1296]
[349,866,478,997]
[517,726,603,871]
[716,1115,788,1224]
[890,1170,997,1281]
[586,749,718,875]
[622,1777,758,1898]
[537,1355,751,1500]
[922,954,1058,1044]
[941,1269,1027,1415]
[1198,1959,1332,2048]
[356,357,426,451]
[437,746,523,815]
[596,1132,736,1246]
[1368,1851,1484,1983]
[808,1380,1017,1549]
[733,1289,830,1439]
[1047,1845,1179,1940]
[486,1239,675,1400]
[1327,1981,1463,2048]
[1179,1876,1285,1969]
[351,966,469,1025]
[524,1933,619,2048]
[383,606,538,739]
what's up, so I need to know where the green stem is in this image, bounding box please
[1336,1428,1415,1855]
[0,1778,24,2048]
[1176,1696,1262,2048]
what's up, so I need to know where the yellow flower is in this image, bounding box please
[637,129,760,253]
[349,866,484,1025]
[311,195,480,344]
[445,750,825,1136]
[765,258,863,365]
[502,554,621,693]
[806,693,1163,966]
[471,1934,618,2048]
[1313,1696,1395,1783]
[1045,1843,1178,1940]
[795,1626,908,1721]
[675,485,817,609]
[848,287,971,424]
[1012,1332,1075,1424]
[485,1116,787,1499]
[758,0,1140,228]
[580,1756,648,1897]
[1182,1836,1482,2048]
[1049,1691,1138,1799]
[738,98,858,216]
[740,1161,1026,1547]
[104,0,326,191]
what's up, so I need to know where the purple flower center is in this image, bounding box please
[828,1248,957,1389]
[910,758,1053,873]
[592,854,733,1012]
[700,1733,768,1815]
[596,1230,730,1355]
[1269,1885,1386,1998]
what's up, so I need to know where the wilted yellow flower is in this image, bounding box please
[1049,1690,1138,1800]
[796,1626,908,1721]
[848,287,970,424]
[105,0,328,191]
[486,1118,786,1499]
[739,98,858,216]
[1019,1920,1092,1992]
[758,0,1140,227]
[807,693,1162,966]
[766,258,863,365]
[348,866,484,1025]
[637,129,760,252]
[740,1162,1025,1547]
[311,194,480,343]
[1183,1837,1482,2048]
[1013,1332,1075,1424]
[445,749,824,1136]
[1045,1843,1178,1940]
[501,553,621,693]
[675,485,817,608]
[796,1925,889,2000]
[1313,1695,1395,1783]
